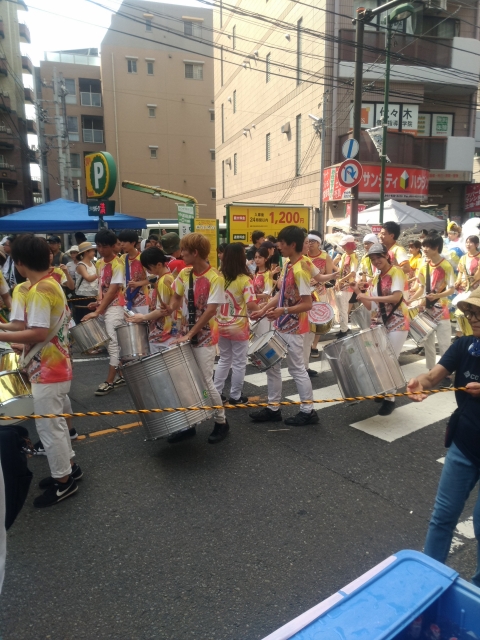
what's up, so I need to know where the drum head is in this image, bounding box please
[308,302,334,325]
[248,330,275,355]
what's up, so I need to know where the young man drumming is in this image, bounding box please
[167,233,229,444]
[250,225,319,426]
[378,221,410,275]
[83,229,126,396]
[2,235,79,507]
[118,230,150,314]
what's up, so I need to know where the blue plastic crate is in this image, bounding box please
[262,550,480,640]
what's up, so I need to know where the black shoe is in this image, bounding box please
[32,440,46,456]
[374,396,384,403]
[378,400,395,416]
[307,368,318,378]
[221,394,227,403]
[311,348,320,358]
[39,463,83,489]
[113,376,126,388]
[33,476,78,508]
[249,407,282,422]
[167,426,197,444]
[412,346,425,355]
[208,421,230,444]
[336,330,349,339]
[69,428,78,440]
[284,410,319,426]
[227,394,249,404]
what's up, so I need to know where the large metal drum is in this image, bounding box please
[323,325,406,398]
[116,323,150,362]
[0,349,19,371]
[350,304,371,331]
[409,311,438,346]
[70,317,110,353]
[247,330,288,370]
[120,342,214,440]
[0,371,33,425]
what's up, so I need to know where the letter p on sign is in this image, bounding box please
[85,152,117,199]
[94,161,104,190]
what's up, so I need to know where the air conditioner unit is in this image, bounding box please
[281,122,291,134]
[225,157,232,167]
[424,0,447,11]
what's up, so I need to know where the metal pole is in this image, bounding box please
[317,93,327,232]
[53,68,68,200]
[379,23,392,225]
[350,10,365,230]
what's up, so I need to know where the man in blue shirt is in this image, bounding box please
[407,288,480,587]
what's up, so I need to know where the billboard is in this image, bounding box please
[226,204,311,243]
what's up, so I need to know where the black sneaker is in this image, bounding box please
[33,476,78,508]
[378,400,395,416]
[208,421,230,444]
[336,330,349,339]
[113,377,126,388]
[227,394,249,404]
[249,407,282,422]
[284,410,319,426]
[69,428,78,440]
[95,382,114,396]
[32,440,46,456]
[221,393,227,403]
[39,464,83,489]
[167,426,197,444]
[307,368,318,378]
[311,348,320,358]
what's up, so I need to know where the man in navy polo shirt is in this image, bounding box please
[407,287,480,587]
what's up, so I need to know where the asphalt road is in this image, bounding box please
[0,347,477,640]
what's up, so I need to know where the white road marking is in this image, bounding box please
[456,516,475,539]
[437,457,445,465]
[449,537,465,554]
[73,357,109,363]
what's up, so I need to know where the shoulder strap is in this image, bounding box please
[187,269,198,345]
[377,274,403,326]
[18,311,66,369]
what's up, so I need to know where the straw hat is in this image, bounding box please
[458,288,480,312]
[77,241,96,256]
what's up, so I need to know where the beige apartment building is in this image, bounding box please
[36,48,106,203]
[101,0,215,220]
[214,0,480,227]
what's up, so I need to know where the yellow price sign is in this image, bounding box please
[194,218,218,268]
[227,204,311,243]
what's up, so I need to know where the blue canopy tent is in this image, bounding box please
[0,199,146,233]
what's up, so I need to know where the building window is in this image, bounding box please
[211,188,216,199]
[147,61,154,75]
[266,133,271,161]
[127,59,137,73]
[233,90,237,114]
[146,19,152,31]
[266,53,271,83]
[82,116,104,143]
[148,106,156,117]
[222,161,225,198]
[150,147,157,159]
[295,114,301,176]
[296,18,302,85]
[221,103,224,143]
[221,46,224,86]
[185,63,203,80]
[70,153,81,178]
[67,116,79,141]
[233,153,238,175]
[210,110,215,121]
[184,21,202,37]
[210,149,215,161]
[64,78,76,104]
[232,25,236,50]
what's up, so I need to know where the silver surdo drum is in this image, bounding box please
[70,317,110,353]
[116,323,150,362]
[247,330,288,371]
[408,311,438,346]
[323,325,406,398]
[120,342,214,440]
[350,304,371,331]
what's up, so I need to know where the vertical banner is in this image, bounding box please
[194,218,219,268]
[177,204,195,237]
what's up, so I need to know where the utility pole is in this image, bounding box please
[59,76,74,200]
[53,68,68,200]
[310,92,328,232]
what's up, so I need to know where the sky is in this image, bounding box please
[26,0,204,65]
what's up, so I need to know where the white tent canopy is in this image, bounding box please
[326,200,445,232]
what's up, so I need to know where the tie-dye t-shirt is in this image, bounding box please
[253,269,274,301]
[275,257,312,335]
[369,265,409,333]
[49,267,67,286]
[217,274,255,341]
[12,276,72,384]
[148,273,179,345]
[123,253,149,309]
[458,253,480,292]
[417,258,455,321]
[338,252,359,292]
[96,256,125,307]
[308,250,328,296]
[388,243,409,268]
[172,267,225,347]
[358,254,374,279]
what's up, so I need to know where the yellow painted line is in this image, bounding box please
[89,428,118,438]
[117,422,141,430]
[77,435,87,440]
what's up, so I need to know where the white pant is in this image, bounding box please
[101,305,126,367]
[336,290,351,332]
[266,333,313,413]
[303,331,315,369]
[193,345,226,423]
[32,381,74,478]
[384,330,408,402]
[424,318,451,370]
[214,336,249,400]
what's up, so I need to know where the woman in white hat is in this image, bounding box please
[74,242,98,323]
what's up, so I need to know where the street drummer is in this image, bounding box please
[355,243,410,416]
[118,230,150,315]
[126,247,179,353]
[409,234,455,371]
[378,221,410,275]
[356,233,378,288]
[335,235,358,339]
[252,247,274,339]
[249,225,319,427]
[456,235,480,294]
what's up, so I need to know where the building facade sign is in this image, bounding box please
[351,103,418,134]
[465,183,480,212]
[323,164,429,201]
[226,204,310,242]
[429,170,471,182]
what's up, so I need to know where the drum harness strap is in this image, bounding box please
[124,254,142,311]
[18,311,66,369]
[425,262,446,314]
[377,275,403,327]
[188,269,205,346]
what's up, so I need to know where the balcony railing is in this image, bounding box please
[0,125,13,135]
[339,29,452,68]
[19,22,30,43]
[83,128,104,143]
[21,55,32,74]
[26,119,37,133]
[0,163,15,170]
[80,92,101,107]
[0,93,11,112]
[24,87,34,103]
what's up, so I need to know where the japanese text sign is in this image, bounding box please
[227,205,310,243]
